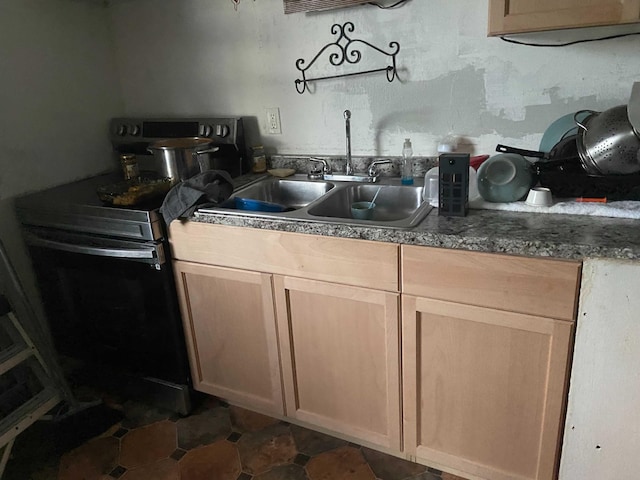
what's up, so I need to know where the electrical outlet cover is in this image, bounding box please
[266,107,281,134]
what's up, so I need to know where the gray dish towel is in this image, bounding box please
[160,170,234,225]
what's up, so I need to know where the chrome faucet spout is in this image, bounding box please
[344,110,352,175]
[367,159,392,177]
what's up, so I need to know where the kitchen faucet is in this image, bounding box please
[305,110,390,182]
[344,110,353,175]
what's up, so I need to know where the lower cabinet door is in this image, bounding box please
[274,275,402,451]
[402,295,573,480]
[173,261,284,415]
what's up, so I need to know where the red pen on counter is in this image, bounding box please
[576,197,607,203]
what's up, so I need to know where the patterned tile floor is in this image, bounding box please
[5,391,470,480]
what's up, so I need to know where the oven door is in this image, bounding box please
[23,228,190,386]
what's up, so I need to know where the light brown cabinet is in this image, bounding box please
[402,296,573,480]
[169,222,401,450]
[401,246,581,480]
[173,261,284,416]
[169,222,582,479]
[488,0,640,36]
[274,275,401,451]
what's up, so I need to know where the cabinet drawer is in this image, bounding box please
[401,246,581,321]
[169,222,399,291]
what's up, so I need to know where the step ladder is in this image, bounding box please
[0,294,61,476]
[0,237,90,478]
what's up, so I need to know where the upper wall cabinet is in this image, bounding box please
[488,0,640,35]
[284,0,370,14]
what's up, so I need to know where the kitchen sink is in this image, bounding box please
[226,176,335,210]
[197,175,433,229]
[308,184,426,222]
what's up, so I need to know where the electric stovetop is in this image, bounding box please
[15,172,165,241]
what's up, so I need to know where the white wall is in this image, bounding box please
[0,0,123,298]
[560,259,640,479]
[108,0,640,158]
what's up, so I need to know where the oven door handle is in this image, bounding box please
[24,232,162,262]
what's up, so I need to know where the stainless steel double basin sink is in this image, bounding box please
[197,174,433,229]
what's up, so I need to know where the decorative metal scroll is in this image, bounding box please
[294,22,400,94]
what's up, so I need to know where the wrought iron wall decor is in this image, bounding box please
[294,22,400,94]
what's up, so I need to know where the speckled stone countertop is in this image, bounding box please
[189,160,640,261]
[192,207,640,261]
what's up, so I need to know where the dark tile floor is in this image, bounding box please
[5,389,469,480]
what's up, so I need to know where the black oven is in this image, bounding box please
[16,173,194,415]
[23,228,188,386]
[15,117,248,415]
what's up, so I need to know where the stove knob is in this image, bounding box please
[215,124,230,138]
[199,124,213,137]
[115,124,127,136]
[128,124,141,136]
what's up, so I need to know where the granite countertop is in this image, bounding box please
[189,167,640,262]
[192,204,640,261]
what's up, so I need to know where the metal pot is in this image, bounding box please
[148,137,219,184]
[575,107,640,175]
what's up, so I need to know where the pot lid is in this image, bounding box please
[149,137,214,150]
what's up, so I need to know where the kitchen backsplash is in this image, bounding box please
[269,154,438,177]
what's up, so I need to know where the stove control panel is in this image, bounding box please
[110,117,249,175]
[110,117,243,146]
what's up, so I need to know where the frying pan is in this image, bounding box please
[496,134,586,174]
[497,137,640,197]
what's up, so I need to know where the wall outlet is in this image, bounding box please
[266,107,281,134]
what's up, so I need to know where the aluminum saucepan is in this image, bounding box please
[148,137,219,184]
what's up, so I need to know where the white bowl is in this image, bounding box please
[525,187,553,207]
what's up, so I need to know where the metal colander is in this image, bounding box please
[575,106,640,175]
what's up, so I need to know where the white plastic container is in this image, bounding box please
[423,166,480,207]
[437,134,458,154]
[423,167,440,207]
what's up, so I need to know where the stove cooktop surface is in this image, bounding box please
[15,172,166,241]
[17,172,162,217]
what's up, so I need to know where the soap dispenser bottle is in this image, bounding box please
[401,138,414,185]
